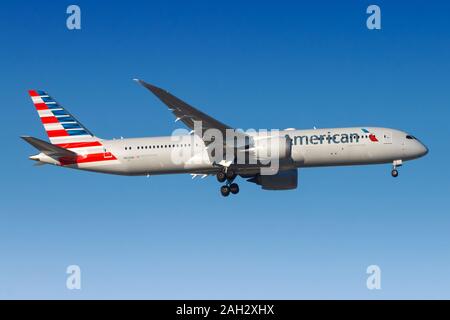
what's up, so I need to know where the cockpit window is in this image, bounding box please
[406,135,416,140]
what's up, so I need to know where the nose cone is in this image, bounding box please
[412,141,428,159]
[403,133,428,159]
[419,143,429,157]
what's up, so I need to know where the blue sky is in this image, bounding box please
[0,0,449,299]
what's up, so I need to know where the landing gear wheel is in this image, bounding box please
[229,183,239,194]
[217,172,226,183]
[391,169,399,177]
[225,169,236,180]
[220,185,231,197]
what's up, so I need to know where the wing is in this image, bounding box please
[134,79,245,140]
[135,80,252,167]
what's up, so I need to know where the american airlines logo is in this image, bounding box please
[362,128,379,142]
[291,128,378,146]
[293,132,360,146]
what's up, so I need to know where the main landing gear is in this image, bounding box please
[391,160,402,178]
[218,169,239,197]
[220,183,239,197]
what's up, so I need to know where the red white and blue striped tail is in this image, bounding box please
[28,90,103,151]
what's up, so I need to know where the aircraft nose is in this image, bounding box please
[417,142,428,157]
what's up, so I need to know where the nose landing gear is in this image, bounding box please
[391,160,402,178]
[391,169,399,177]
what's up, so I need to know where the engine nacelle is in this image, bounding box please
[251,135,292,162]
[247,169,298,190]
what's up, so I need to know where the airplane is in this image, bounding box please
[22,79,428,197]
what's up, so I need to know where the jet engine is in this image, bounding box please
[247,169,298,190]
[248,135,292,163]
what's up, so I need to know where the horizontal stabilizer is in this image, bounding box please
[21,136,77,158]
[33,161,47,166]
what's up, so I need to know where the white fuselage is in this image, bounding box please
[58,127,428,176]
